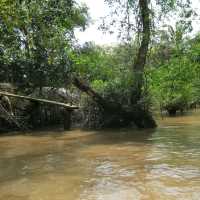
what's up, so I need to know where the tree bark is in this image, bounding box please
[71,0,156,129]
[131,0,151,103]
[73,77,120,112]
[72,76,156,128]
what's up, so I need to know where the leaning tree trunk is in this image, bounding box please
[131,0,151,104]
[73,77,156,128]
[72,0,156,128]
[73,77,120,112]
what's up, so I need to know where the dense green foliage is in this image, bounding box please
[147,22,200,114]
[72,29,200,117]
[0,0,199,131]
[72,42,136,105]
[0,0,88,90]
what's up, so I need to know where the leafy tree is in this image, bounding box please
[72,0,194,127]
[0,0,88,89]
[0,0,197,128]
[148,19,199,115]
[187,34,200,105]
[72,42,135,105]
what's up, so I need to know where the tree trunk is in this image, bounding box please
[72,0,156,129]
[131,0,151,103]
[73,77,120,112]
[73,76,156,128]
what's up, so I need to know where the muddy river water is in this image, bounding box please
[1,111,200,200]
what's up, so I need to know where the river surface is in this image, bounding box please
[1,111,200,200]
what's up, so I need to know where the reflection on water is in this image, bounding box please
[1,111,200,200]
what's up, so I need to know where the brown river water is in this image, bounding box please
[1,111,200,200]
